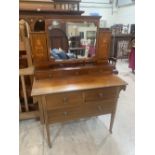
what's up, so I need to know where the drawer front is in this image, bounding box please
[48,106,84,123]
[85,99,117,107]
[84,87,118,102]
[35,71,51,80]
[85,101,115,115]
[47,101,115,123]
[46,92,83,110]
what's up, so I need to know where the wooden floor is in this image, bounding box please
[19,60,135,155]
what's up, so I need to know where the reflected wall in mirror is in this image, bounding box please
[48,21,97,61]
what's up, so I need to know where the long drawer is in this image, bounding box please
[84,87,118,102]
[45,91,83,110]
[47,101,115,123]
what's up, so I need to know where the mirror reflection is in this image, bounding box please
[48,22,97,61]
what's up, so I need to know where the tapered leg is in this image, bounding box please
[38,98,44,124]
[41,96,51,147]
[46,124,52,148]
[109,112,115,134]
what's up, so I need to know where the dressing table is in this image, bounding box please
[20,0,127,148]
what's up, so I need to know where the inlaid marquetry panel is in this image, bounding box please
[30,32,48,63]
[97,29,111,60]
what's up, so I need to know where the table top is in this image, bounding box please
[31,74,127,96]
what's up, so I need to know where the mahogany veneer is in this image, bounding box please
[32,74,127,147]
[21,4,128,148]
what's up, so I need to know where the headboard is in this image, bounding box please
[48,28,69,52]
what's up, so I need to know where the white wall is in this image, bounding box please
[114,5,135,25]
[81,7,117,27]
[80,1,135,27]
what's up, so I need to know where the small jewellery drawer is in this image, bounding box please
[84,88,118,102]
[45,92,83,110]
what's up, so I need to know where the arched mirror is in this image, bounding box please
[48,21,97,61]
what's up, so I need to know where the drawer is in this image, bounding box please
[47,106,84,123]
[35,71,51,80]
[47,102,115,123]
[85,99,117,107]
[45,92,83,110]
[84,88,118,102]
[84,101,115,115]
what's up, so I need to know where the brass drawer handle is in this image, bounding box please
[48,74,52,78]
[99,93,103,98]
[63,97,68,103]
[98,105,102,112]
[100,70,103,73]
[63,112,68,116]
[75,71,79,75]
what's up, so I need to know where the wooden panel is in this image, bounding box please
[47,103,114,123]
[34,65,112,80]
[20,75,29,112]
[46,92,83,110]
[84,87,118,102]
[85,99,117,106]
[30,32,48,63]
[97,29,111,60]
[31,74,127,96]
[19,41,26,51]
[19,66,34,76]
[19,111,39,120]
[19,1,81,12]
[47,106,83,123]
[20,2,55,11]
[85,101,115,115]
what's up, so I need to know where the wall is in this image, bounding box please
[80,1,135,27]
[114,5,135,25]
[80,7,117,27]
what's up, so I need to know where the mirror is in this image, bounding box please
[48,21,97,61]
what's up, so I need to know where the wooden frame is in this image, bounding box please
[19,4,126,148]
[21,14,103,68]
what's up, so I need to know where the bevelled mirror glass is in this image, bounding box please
[48,21,97,61]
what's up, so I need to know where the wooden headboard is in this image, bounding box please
[48,28,69,52]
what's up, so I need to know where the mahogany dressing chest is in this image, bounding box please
[20,0,127,147]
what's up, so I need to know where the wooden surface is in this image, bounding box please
[31,73,127,96]
[19,66,34,76]
[30,32,49,62]
[32,74,127,147]
[96,29,111,60]
[20,14,101,67]
[34,64,113,80]
[20,0,82,16]
[20,6,127,148]
[21,76,29,112]
[19,111,39,120]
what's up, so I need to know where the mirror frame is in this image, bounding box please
[45,17,100,65]
[19,15,101,67]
